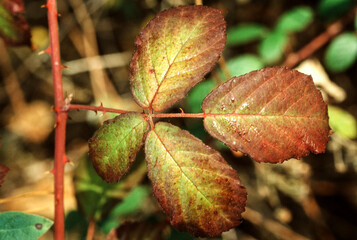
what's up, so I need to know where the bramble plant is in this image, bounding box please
[87,5,330,237]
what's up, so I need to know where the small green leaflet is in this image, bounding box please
[275,6,313,33]
[0,212,53,240]
[88,113,148,182]
[145,122,247,237]
[202,67,330,163]
[130,5,226,111]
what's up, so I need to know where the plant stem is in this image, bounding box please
[283,6,357,68]
[86,219,95,240]
[47,0,67,239]
[68,104,132,114]
[151,113,205,118]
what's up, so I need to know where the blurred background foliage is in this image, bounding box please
[0,0,356,239]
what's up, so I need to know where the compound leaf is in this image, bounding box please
[202,67,330,163]
[130,5,226,112]
[89,113,148,182]
[145,122,247,237]
[0,212,53,240]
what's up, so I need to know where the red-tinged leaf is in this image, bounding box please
[0,0,31,46]
[88,113,149,183]
[130,5,226,112]
[202,67,330,163]
[0,164,10,187]
[145,122,247,237]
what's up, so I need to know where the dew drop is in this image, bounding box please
[231,97,235,103]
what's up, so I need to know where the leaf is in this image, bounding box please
[202,67,330,163]
[187,80,216,113]
[317,0,355,20]
[258,30,288,65]
[187,55,263,113]
[0,212,53,240]
[328,105,357,139]
[0,164,9,187]
[222,54,264,78]
[88,112,148,182]
[130,5,226,112]
[101,186,150,234]
[0,0,31,46]
[275,6,313,33]
[74,155,147,221]
[226,23,268,46]
[145,122,247,237]
[324,32,357,73]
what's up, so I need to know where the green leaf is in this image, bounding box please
[145,122,247,237]
[130,6,226,111]
[258,30,288,65]
[187,80,216,113]
[74,155,147,221]
[275,6,313,33]
[224,54,264,77]
[0,212,53,240]
[226,23,268,46]
[202,67,330,163]
[0,1,31,46]
[101,186,150,234]
[317,0,355,20]
[328,105,357,139]
[324,32,357,72]
[89,113,148,182]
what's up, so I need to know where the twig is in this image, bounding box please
[86,219,96,240]
[243,207,310,240]
[46,0,67,239]
[283,6,357,68]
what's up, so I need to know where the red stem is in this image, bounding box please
[47,0,67,239]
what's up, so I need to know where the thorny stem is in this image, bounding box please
[47,0,67,239]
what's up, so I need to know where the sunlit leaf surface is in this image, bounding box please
[203,67,330,163]
[88,113,148,182]
[145,122,247,237]
[130,5,226,111]
[0,212,53,240]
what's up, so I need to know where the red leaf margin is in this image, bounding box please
[202,67,330,163]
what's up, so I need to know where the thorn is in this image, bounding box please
[40,4,47,8]
[61,64,68,69]
[99,103,107,116]
[179,108,185,114]
[68,160,74,166]
[329,130,334,135]
[45,47,51,54]
[49,168,55,175]
[50,105,55,111]
[57,13,61,17]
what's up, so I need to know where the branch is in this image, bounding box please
[46,0,67,239]
[283,6,357,68]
